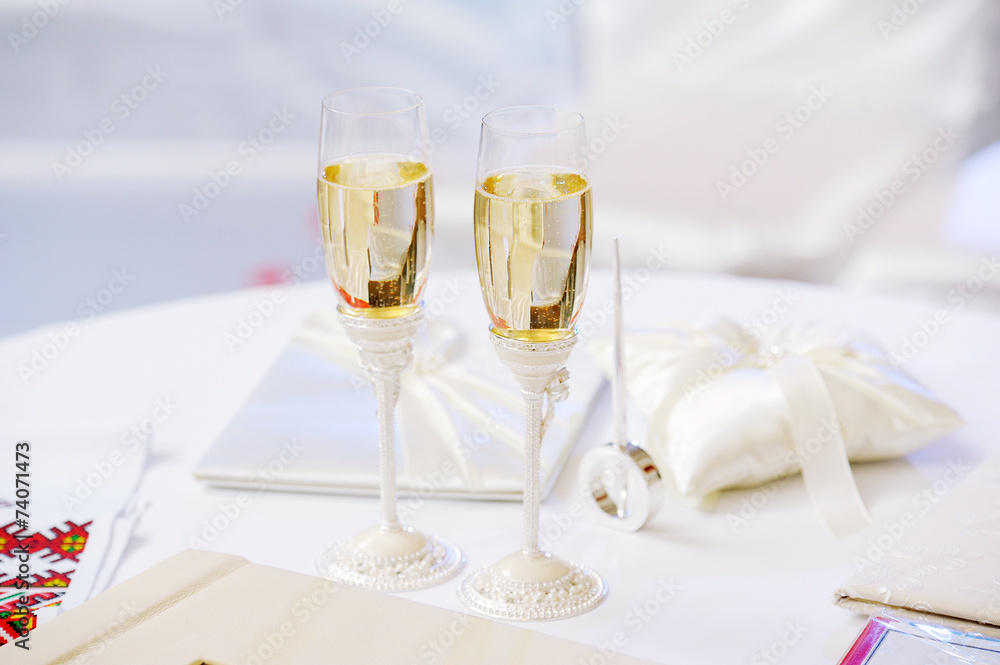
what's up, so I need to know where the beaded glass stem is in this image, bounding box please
[522,388,543,557]
[457,333,607,620]
[462,105,604,620]
[315,309,465,591]
[314,87,464,591]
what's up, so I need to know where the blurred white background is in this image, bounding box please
[1,0,999,338]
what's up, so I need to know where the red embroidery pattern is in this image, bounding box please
[1,520,91,563]
[0,520,92,646]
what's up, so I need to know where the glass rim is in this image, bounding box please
[321,86,424,116]
[481,105,584,136]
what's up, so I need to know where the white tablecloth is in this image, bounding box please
[2,270,998,664]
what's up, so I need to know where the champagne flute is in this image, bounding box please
[458,106,606,620]
[314,87,464,591]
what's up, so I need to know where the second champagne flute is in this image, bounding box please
[458,106,607,620]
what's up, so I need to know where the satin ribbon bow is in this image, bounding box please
[294,311,544,492]
[697,319,874,538]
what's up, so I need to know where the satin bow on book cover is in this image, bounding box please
[194,274,607,501]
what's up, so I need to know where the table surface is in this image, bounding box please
[2,270,998,665]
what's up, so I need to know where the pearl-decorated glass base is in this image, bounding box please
[457,551,606,620]
[317,527,464,592]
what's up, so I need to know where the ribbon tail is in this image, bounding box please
[434,366,575,469]
[436,365,526,415]
[294,328,365,376]
[771,356,873,539]
[422,374,525,457]
[398,374,482,491]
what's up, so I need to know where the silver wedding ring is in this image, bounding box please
[578,441,663,533]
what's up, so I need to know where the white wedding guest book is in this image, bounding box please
[0,549,660,665]
[835,451,1000,636]
[193,274,607,501]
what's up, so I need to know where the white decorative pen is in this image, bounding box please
[578,238,663,532]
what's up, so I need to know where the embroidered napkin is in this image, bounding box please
[0,423,147,644]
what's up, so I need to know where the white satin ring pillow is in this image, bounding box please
[591,319,964,537]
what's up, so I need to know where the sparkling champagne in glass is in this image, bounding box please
[314,87,463,591]
[458,106,605,620]
[318,155,431,317]
[474,168,590,341]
